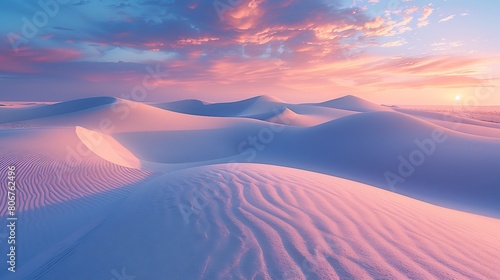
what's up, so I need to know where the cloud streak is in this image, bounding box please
[439,15,455,23]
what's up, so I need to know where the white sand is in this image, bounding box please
[0,95,499,279]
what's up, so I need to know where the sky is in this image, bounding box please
[1,0,499,105]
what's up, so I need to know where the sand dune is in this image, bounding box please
[155,95,286,117]
[0,151,155,280]
[0,125,157,279]
[155,95,358,125]
[1,95,499,279]
[109,108,500,216]
[6,164,499,279]
[0,97,258,133]
[244,107,323,126]
[394,107,500,138]
[0,97,116,123]
[0,127,154,212]
[7,96,495,216]
[308,95,393,112]
[266,111,500,216]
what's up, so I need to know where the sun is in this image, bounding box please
[455,95,462,101]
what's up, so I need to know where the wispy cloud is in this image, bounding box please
[405,7,419,15]
[418,6,433,27]
[438,15,455,23]
[381,39,407,47]
[432,41,463,51]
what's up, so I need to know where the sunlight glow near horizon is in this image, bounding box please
[0,0,499,105]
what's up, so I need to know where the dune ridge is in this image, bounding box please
[0,97,117,124]
[154,95,285,117]
[309,95,393,112]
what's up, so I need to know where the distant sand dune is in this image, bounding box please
[308,95,394,112]
[154,95,286,117]
[0,97,117,123]
[0,97,257,133]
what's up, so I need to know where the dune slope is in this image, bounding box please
[6,164,499,280]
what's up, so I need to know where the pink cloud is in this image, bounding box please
[381,39,406,47]
[418,6,433,27]
[155,53,497,95]
[30,48,81,63]
[376,76,484,89]
[405,7,419,15]
[0,47,81,73]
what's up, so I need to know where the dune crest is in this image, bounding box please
[75,126,141,169]
[0,97,117,123]
[312,95,393,112]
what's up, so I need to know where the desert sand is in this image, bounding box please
[0,95,499,279]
